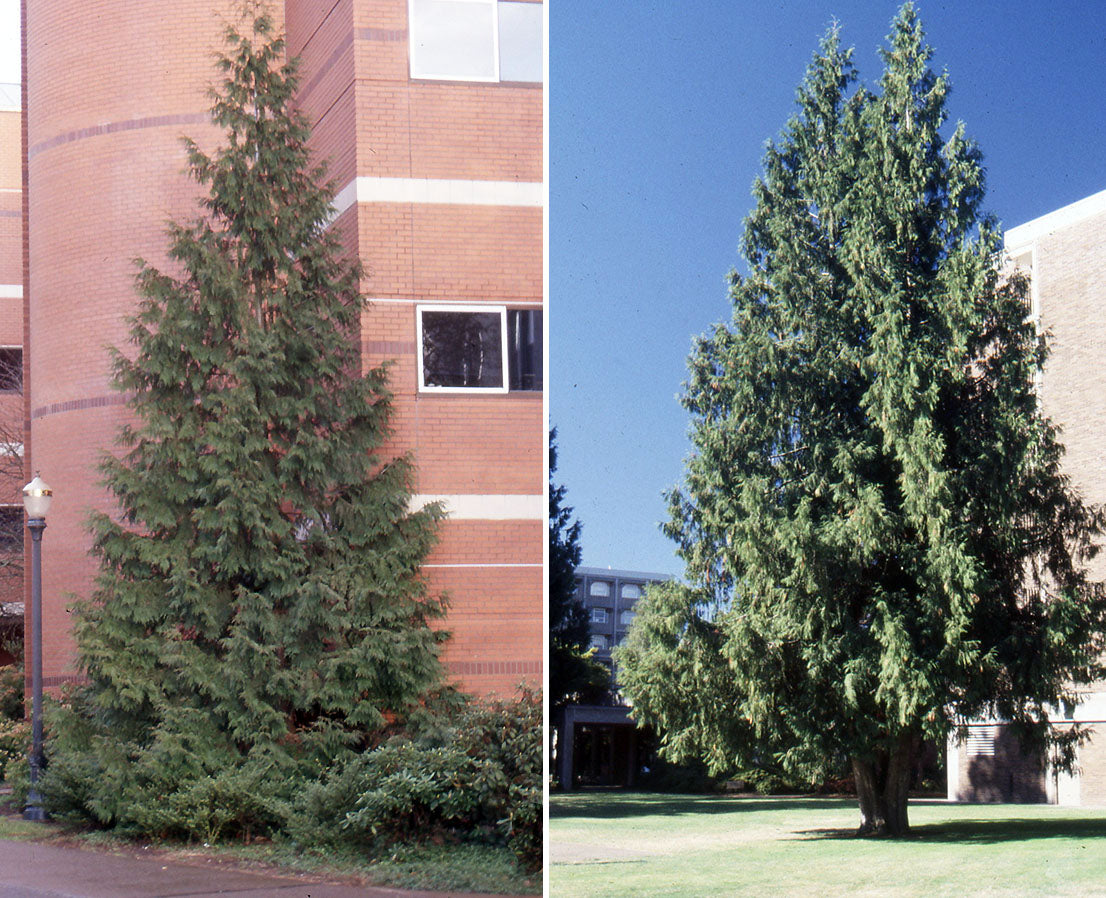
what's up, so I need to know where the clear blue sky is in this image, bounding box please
[551,1,1106,577]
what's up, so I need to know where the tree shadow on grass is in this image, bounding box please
[550,794,856,820]
[795,817,1106,845]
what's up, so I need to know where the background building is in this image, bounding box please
[0,81,23,664]
[950,188,1106,805]
[17,1,542,696]
[556,566,669,790]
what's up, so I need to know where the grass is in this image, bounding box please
[550,791,1106,897]
[0,799,538,895]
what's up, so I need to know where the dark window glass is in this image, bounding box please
[508,309,542,391]
[421,311,503,388]
[0,348,21,392]
[0,507,20,551]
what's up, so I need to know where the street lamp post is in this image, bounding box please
[22,473,52,822]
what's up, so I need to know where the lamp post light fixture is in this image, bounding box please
[22,473,52,822]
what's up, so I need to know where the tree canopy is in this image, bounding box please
[615,4,1106,836]
[43,9,447,832]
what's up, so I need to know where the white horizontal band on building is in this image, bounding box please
[366,296,543,307]
[411,493,543,520]
[1006,188,1106,249]
[332,176,543,219]
[424,563,543,568]
[0,285,22,299]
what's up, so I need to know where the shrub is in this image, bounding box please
[41,685,542,871]
[288,687,542,870]
[0,717,28,783]
[0,663,26,784]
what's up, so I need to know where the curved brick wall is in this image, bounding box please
[25,0,248,682]
[25,0,544,698]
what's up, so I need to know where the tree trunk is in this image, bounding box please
[852,731,918,836]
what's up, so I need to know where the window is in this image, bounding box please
[619,609,636,627]
[497,2,542,82]
[419,306,506,391]
[590,607,608,624]
[0,347,21,392]
[589,634,609,651]
[409,0,542,83]
[418,306,542,393]
[587,580,610,598]
[621,583,642,600]
[0,506,20,551]
[507,309,542,391]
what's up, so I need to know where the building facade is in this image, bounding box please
[556,566,670,789]
[0,82,25,663]
[18,1,542,697]
[950,189,1106,805]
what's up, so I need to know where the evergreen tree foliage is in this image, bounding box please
[549,429,609,712]
[616,5,1106,836]
[44,8,448,833]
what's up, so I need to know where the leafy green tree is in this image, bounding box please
[549,428,609,713]
[616,5,1106,836]
[44,9,447,834]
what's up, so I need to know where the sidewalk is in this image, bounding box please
[0,839,520,898]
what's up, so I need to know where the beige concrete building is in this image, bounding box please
[950,188,1106,805]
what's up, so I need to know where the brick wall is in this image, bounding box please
[0,102,22,607]
[25,0,543,697]
[951,196,1106,806]
[955,724,1048,803]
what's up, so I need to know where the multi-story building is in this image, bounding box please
[17,1,543,697]
[950,188,1106,805]
[0,81,24,664]
[556,566,669,789]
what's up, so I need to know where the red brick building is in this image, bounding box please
[17,0,543,697]
[0,82,24,661]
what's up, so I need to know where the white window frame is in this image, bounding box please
[417,304,509,394]
[590,607,608,624]
[408,0,501,82]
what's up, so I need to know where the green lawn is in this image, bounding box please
[550,792,1106,897]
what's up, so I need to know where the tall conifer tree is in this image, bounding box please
[616,5,1106,835]
[47,8,447,827]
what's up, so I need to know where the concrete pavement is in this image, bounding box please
[0,840,526,898]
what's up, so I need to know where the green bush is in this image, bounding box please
[289,687,542,870]
[0,664,22,722]
[37,697,295,842]
[0,717,28,783]
[0,663,26,783]
[41,686,542,870]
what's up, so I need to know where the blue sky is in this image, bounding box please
[551,1,1106,576]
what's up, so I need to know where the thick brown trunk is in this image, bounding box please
[852,732,917,837]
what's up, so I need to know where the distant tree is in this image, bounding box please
[549,429,609,713]
[43,9,447,834]
[616,5,1106,836]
